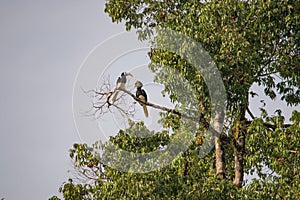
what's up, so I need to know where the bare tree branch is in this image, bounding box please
[118,88,201,122]
[245,107,292,129]
[246,107,255,120]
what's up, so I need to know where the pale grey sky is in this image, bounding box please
[0,0,125,199]
[1,1,299,200]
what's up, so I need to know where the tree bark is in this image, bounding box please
[233,133,245,187]
[233,107,246,187]
[214,113,225,178]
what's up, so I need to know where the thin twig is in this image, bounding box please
[246,107,255,120]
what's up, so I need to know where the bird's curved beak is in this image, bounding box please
[125,72,133,77]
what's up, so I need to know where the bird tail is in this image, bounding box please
[142,104,149,118]
[111,91,119,103]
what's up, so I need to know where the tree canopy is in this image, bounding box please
[51,1,300,199]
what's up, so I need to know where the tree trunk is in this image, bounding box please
[214,113,225,178]
[233,107,246,187]
[233,134,245,187]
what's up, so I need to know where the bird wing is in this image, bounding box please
[141,89,148,102]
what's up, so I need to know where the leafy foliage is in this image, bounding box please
[53,115,300,199]
[51,0,300,199]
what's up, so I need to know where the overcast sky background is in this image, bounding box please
[0,0,127,199]
[1,1,299,200]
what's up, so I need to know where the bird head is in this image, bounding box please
[134,80,143,88]
[122,72,133,77]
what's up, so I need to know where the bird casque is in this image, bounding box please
[111,72,133,103]
[135,80,149,118]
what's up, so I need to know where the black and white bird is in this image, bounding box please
[135,81,149,118]
[112,72,133,103]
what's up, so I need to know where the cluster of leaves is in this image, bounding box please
[52,121,240,199]
[51,112,300,199]
[106,0,300,109]
[51,0,300,199]
[245,110,300,199]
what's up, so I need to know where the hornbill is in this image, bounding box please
[112,72,133,103]
[134,81,149,118]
